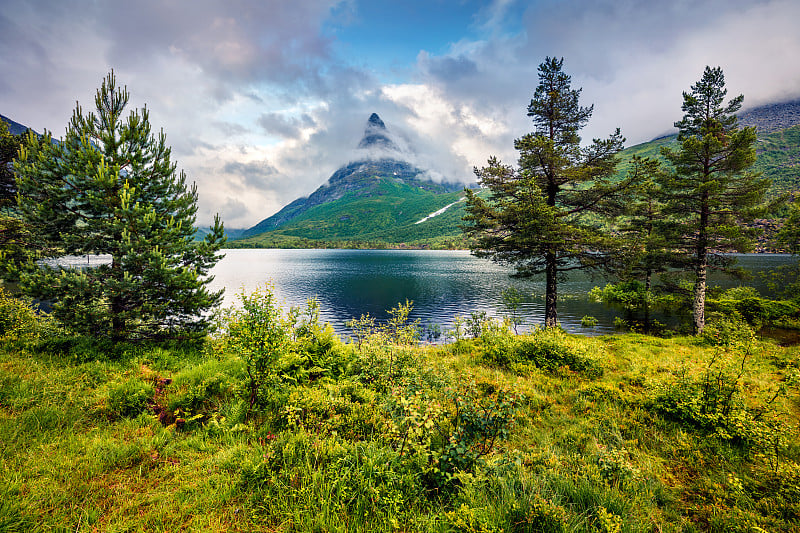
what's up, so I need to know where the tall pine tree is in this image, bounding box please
[14,72,226,341]
[464,57,626,327]
[659,66,769,333]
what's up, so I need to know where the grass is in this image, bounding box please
[1,294,799,531]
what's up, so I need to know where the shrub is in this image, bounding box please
[435,385,519,481]
[479,330,519,367]
[383,299,421,345]
[479,328,603,377]
[385,381,519,492]
[281,382,384,440]
[700,315,755,347]
[515,329,603,377]
[346,300,421,347]
[708,286,800,329]
[650,345,793,457]
[106,377,155,418]
[222,286,290,415]
[0,288,51,342]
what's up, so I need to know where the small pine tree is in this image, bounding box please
[14,72,225,341]
[604,155,674,331]
[659,66,770,333]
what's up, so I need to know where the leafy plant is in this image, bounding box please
[435,385,518,482]
[382,299,420,345]
[106,377,155,419]
[651,340,793,461]
[346,312,376,350]
[0,288,51,342]
[222,285,290,415]
[480,328,603,377]
[500,287,524,334]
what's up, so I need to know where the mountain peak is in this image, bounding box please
[367,112,385,129]
[358,112,397,150]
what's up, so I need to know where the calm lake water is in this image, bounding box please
[207,249,795,338]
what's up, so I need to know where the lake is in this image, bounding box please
[207,249,795,339]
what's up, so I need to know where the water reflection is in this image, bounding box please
[207,249,794,338]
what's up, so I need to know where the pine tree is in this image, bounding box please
[0,120,37,283]
[770,196,800,300]
[14,72,226,341]
[0,119,19,209]
[464,57,626,327]
[659,66,770,333]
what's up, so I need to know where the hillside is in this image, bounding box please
[0,113,39,136]
[614,124,800,200]
[234,176,473,249]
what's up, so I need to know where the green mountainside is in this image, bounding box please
[234,113,476,249]
[614,124,800,198]
[233,175,473,249]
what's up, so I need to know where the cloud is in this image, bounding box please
[257,113,317,139]
[413,0,800,147]
[418,52,479,82]
[222,160,281,191]
[3,0,799,231]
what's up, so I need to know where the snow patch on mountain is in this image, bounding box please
[415,198,465,224]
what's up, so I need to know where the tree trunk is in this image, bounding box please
[111,254,125,341]
[694,190,710,334]
[545,252,558,327]
[693,259,707,334]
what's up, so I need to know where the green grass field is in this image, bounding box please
[1,290,799,532]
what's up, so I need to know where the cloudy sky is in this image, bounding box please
[2,0,799,228]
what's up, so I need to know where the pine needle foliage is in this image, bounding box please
[659,66,770,333]
[463,57,627,327]
[13,72,226,341]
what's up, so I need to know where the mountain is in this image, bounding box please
[0,114,40,136]
[238,100,800,249]
[237,113,472,247]
[615,99,800,199]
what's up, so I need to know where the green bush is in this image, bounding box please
[479,328,603,377]
[650,347,793,458]
[700,315,756,347]
[0,288,51,342]
[281,382,384,440]
[515,329,603,377]
[435,385,518,482]
[479,330,519,367]
[222,285,290,415]
[106,377,155,418]
[385,381,519,492]
[708,286,800,329]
